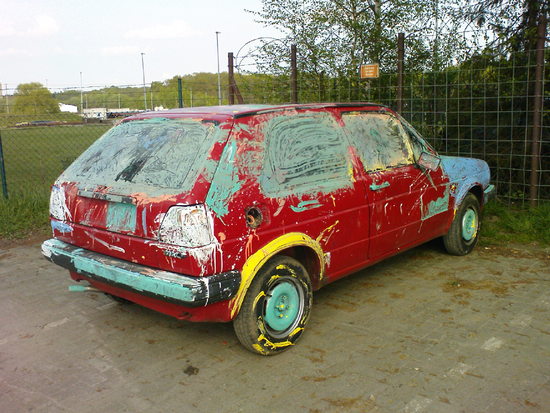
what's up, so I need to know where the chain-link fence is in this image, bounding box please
[0,35,548,204]
[231,37,549,204]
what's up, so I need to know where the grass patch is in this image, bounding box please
[0,190,50,239]
[0,123,110,239]
[481,200,550,246]
[1,124,110,195]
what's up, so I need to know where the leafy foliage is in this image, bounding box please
[460,0,549,52]
[248,0,467,77]
[13,82,60,115]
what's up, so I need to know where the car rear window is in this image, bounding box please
[60,118,222,195]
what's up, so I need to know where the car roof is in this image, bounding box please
[123,102,390,123]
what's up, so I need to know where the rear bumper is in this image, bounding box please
[483,184,496,204]
[41,239,240,307]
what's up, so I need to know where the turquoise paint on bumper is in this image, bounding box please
[41,239,240,307]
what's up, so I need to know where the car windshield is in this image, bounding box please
[60,118,223,195]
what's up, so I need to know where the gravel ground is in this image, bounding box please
[1,237,549,412]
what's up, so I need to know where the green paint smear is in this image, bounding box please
[59,118,226,198]
[423,189,450,220]
[290,200,322,213]
[106,202,136,232]
[259,113,351,198]
[206,139,242,217]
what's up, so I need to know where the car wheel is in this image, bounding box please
[233,256,312,355]
[443,193,481,256]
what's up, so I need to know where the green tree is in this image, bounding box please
[13,82,60,115]
[248,0,465,77]
[463,0,548,52]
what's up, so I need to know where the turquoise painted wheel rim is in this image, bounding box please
[462,208,478,241]
[264,279,303,338]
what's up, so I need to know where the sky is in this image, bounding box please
[0,0,279,93]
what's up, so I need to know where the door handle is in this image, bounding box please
[370,181,390,191]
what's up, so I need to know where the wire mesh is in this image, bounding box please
[0,40,547,204]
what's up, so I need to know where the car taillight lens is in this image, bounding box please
[158,205,213,247]
[50,185,70,221]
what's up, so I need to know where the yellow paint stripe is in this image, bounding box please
[229,232,325,318]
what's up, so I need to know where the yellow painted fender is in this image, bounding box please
[229,232,325,318]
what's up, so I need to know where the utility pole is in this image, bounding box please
[141,52,147,111]
[290,44,298,103]
[80,72,83,114]
[397,33,405,114]
[216,31,222,105]
[4,84,9,114]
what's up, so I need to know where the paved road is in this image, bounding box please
[1,239,549,412]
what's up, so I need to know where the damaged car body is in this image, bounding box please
[42,103,496,355]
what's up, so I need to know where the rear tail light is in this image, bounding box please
[158,205,213,247]
[50,185,71,221]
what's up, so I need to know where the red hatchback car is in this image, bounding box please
[42,103,495,355]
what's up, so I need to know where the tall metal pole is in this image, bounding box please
[528,11,547,207]
[141,52,147,111]
[216,31,222,106]
[228,52,235,105]
[397,33,405,113]
[5,84,9,114]
[80,72,83,114]
[0,131,8,199]
[177,77,184,108]
[290,44,298,103]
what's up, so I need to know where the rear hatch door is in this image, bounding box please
[56,117,226,239]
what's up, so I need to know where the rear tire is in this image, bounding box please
[233,256,312,356]
[443,193,481,256]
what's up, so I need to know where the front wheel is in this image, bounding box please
[443,193,481,256]
[233,256,312,355]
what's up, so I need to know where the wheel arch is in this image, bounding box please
[468,185,483,206]
[453,182,484,211]
[229,232,325,318]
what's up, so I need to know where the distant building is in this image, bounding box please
[59,103,78,113]
[83,107,143,120]
[83,108,107,120]
[106,108,142,118]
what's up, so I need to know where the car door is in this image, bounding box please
[256,109,371,280]
[341,111,449,261]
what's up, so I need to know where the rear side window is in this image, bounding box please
[60,118,221,194]
[260,112,349,197]
[342,112,411,171]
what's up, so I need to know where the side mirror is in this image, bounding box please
[417,151,441,172]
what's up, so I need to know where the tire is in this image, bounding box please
[233,256,313,356]
[443,193,481,256]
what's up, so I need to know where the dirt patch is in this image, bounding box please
[321,396,377,410]
[0,252,13,260]
[0,231,49,250]
[442,278,535,296]
[479,244,550,261]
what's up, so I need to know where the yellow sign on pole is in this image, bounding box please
[360,64,380,79]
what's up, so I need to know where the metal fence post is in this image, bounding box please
[397,33,405,114]
[0,131,8,199]
[290,44,298,103]
[529,12,547,207]
[177,77,183,108]
[228,52,235,105]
